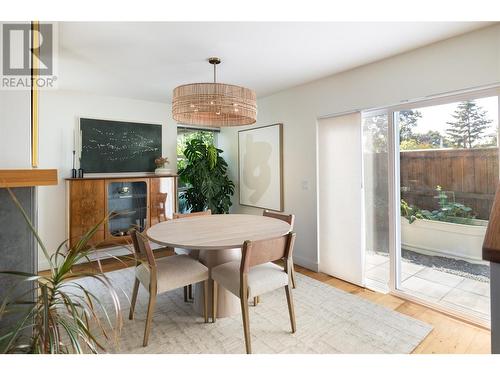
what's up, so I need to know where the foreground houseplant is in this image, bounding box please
[0,189,122,354]
[179,138,235,214]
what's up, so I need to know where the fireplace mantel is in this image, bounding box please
[0,169,58,188]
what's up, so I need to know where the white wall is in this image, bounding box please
[219,24,500,272]
[37,90,176,270]
[0,91,31,168]
[0,21,31,169]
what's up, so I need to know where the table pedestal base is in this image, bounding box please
[193,248,241,318]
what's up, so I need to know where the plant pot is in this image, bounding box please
[401,217,488,263]
[155,167,173,175]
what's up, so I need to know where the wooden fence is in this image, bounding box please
[400,147,499,220]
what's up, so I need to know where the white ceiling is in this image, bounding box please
[58,22,494,103]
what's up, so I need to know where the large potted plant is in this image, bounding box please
[178,138,235,214]
[0,189,122,354]
[401,186,487,262]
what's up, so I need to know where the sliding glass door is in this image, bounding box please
[361,88,499,325]
[394,95,498,324]
[362,111,390,292]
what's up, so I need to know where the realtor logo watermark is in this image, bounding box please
[1,22,58,90]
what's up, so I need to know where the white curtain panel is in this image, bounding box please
[317,112,365,286]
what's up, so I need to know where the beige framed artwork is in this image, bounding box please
[238,123,283,211]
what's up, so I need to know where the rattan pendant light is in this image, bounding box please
[172,57,257,127]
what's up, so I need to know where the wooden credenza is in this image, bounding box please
[66,175,177,248]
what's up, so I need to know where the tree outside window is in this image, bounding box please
[176,128,218,212]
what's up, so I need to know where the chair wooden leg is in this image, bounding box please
[184,285,189,302]
[143,292,157,347]
[240,296,252,354]
[284,285,296,333]
[211,279,218,323]
[188,284,193,300]
[129,278,140,320]
[253,296,259,306]
[291,262,297,289]
[203,280,209,323]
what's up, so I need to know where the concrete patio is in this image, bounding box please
[365,251,490,322]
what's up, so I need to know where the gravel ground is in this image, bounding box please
[401,249,490,283]
[373,249,490,283]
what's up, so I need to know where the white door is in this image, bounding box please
[318,112,364,286]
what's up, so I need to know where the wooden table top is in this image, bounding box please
[146,214,291,250]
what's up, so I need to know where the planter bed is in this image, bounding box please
[401,217,488,263]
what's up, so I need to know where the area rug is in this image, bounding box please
[77,268,432,354]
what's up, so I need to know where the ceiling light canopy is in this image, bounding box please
[172,57,257,127]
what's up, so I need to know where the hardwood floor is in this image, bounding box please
[40,252,491,354]
[294,264,491,354]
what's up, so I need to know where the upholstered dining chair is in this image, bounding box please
[252,210,296,307]
[152,193,197,304]
[129,229,210,347]
[211,232,297,354]
[173,210,212,302]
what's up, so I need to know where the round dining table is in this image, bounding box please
[146,214,291,317]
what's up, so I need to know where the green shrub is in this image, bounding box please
[401,186,476,225]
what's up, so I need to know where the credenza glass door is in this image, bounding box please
[107,179,148,237]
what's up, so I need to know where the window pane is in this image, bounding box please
[176,128,218,213]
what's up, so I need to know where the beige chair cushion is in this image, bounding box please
[136,255,209,294]
[211,261,289,298]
